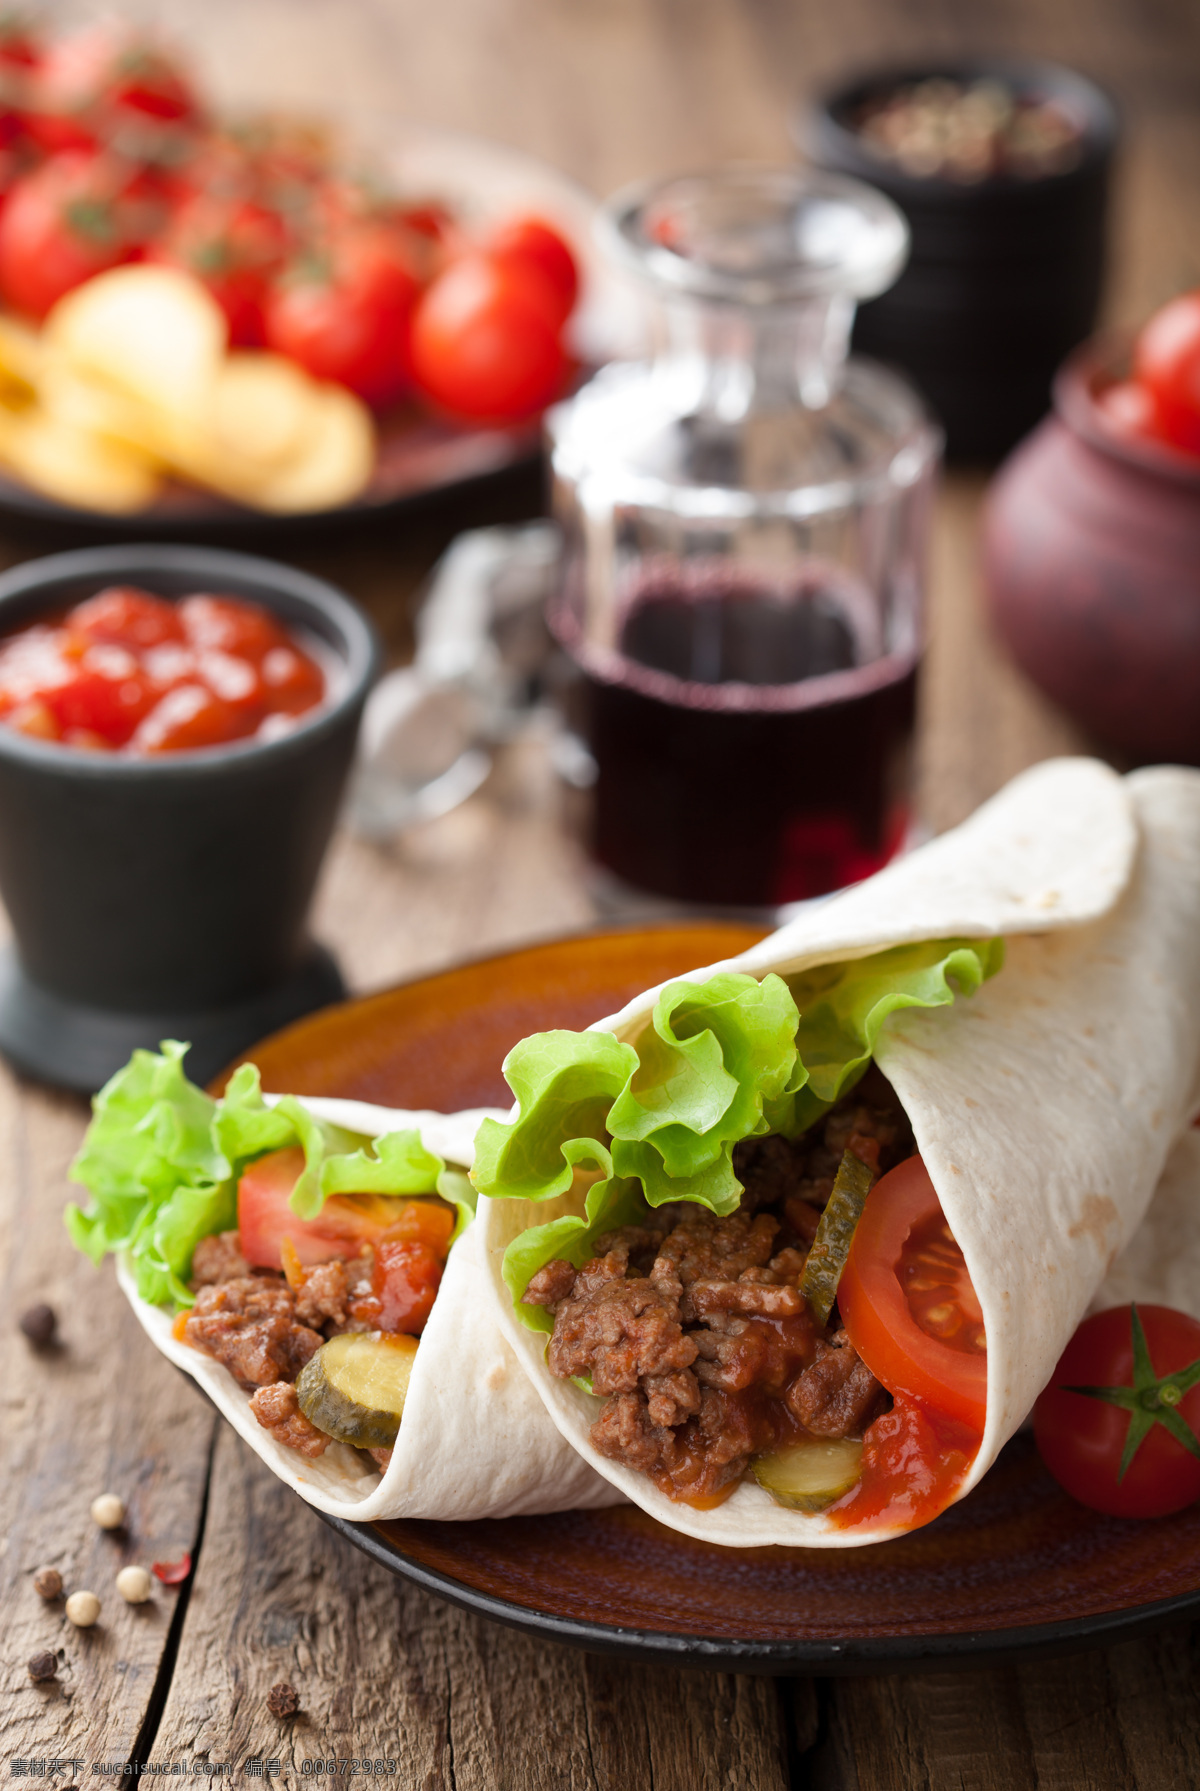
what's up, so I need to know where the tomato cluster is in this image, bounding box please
[0,18,578,421]
[1098,289,1200,459]
[0,584,324,753]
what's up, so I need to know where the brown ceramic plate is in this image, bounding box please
[228,923,1200,1673]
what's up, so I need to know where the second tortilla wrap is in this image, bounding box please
[477,758,1200,1545]
[118,1096,625,1523]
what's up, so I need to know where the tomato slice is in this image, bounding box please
[837,1155,987,1432]
[236,1145,454,1273]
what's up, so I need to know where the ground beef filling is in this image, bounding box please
[181,1239,377,1459]
[523,1068,913,1503]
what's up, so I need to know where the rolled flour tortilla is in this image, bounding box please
[478,758,1200,1545]
[120,1096,625,1523]
[1095,1125,1200,1322]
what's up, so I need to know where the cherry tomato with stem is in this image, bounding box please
[265,223,421,409]
[25,23,200,156]
[0,150,140,318]
[1034,1303,1200,1518]
[151,191,290,345]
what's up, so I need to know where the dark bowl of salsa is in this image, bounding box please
[0,542,381,1094]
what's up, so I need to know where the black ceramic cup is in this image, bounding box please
[799,60,1118,462]
[0,543,381,1093]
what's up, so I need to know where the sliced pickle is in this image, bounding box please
[751,1436,864,1511]
[799,1148,875,1328]
[295,1332,418,1449]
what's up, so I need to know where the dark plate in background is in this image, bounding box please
[229,923,1200,1672]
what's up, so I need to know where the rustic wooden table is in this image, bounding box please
[5,0,1200,1786]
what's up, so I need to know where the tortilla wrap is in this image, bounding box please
[119,1097,625,1522]
[1095,1125,1200,1321]
[478,757,1200,1545]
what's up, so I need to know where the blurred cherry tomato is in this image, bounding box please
[410,251,567,422]
[0,150,139,317]
[68,587,185,649]
[25,23,200,156]
[483,214,578,326]
[0,16,42,74]
[265,223,421,408]
[152,191,290,345]
[1133,289,1200,457]
[1034,1303,1200,1519]
[395,202,461,248]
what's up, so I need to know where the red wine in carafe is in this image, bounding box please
[561,567,917,906]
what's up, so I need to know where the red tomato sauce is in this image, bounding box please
[827,1396,981,1532]
[0,585,325,753]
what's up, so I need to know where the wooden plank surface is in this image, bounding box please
[4,0,1200,1787]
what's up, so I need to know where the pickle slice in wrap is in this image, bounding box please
[800,1148,875,1329]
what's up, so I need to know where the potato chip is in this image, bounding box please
[45,266,227,423]
[250,383,376,513]
[0,411,161,513]
[0,314,42,399]
[212,353,317,469]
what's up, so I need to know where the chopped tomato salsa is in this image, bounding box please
[0,585,325,753]
[827,1395,980,1532]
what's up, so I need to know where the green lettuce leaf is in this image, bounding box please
[486,939,1003,1318]
[471,1030,638,1201]
[66,1043,472,1308]
[502,1165,650,1335]
[607,973,799,1188]
[773,937,1005,1135]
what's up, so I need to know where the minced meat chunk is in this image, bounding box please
[191,1231,251,1286]
[546,1255,696,1394]
[523,1258,579,1311]
[591,1390,678,1474]
[787,1331,887,1438]
[183,1277,322,1391]
[294,1260,349,1330]
[652,1210,779,1293]
[249,1382,330,1458]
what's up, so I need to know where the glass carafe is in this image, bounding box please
[548,166,942,909]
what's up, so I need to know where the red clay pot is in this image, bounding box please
[982,341,1200,763]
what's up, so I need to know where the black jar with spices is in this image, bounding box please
[798,59,1118,462]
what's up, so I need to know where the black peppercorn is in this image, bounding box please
[19,1304,57,1347]
[27,1651,57,1684]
